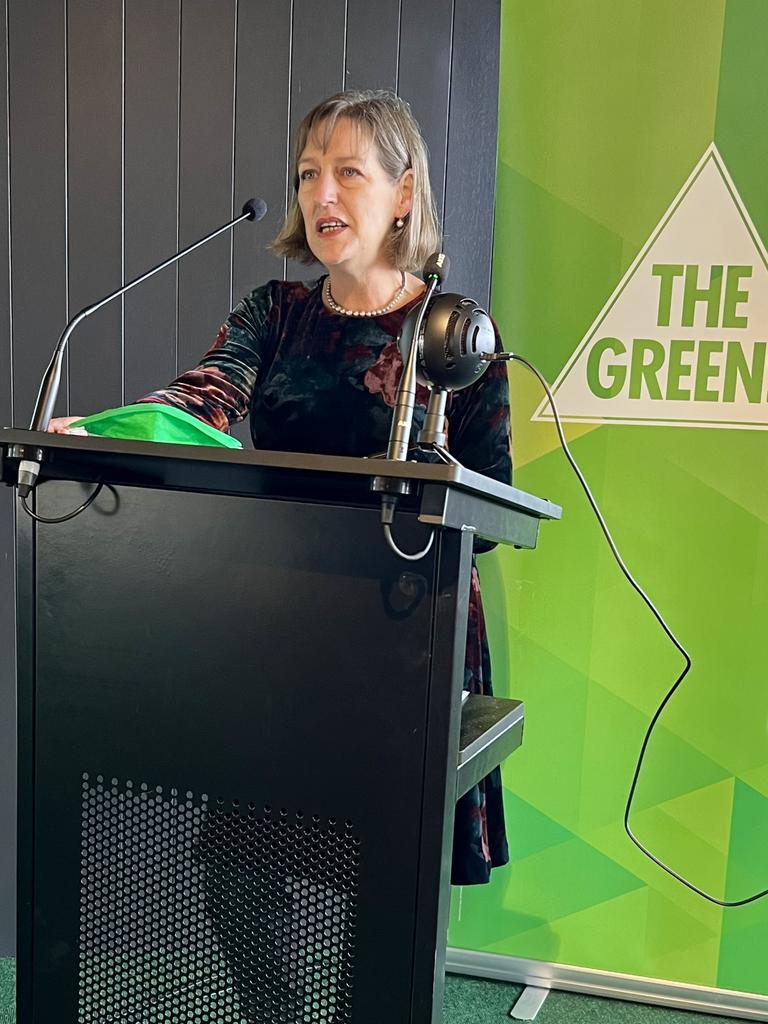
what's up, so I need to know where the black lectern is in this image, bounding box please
[1,431,560,1024]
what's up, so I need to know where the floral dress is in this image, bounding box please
[138,276,512,885]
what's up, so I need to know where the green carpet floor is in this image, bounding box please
[0,961,13,1024]
[0,958,750,1023]
[443,975,748,1024]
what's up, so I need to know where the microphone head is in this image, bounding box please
[398,292,494,391]
[242,197,268,222]
[422,252,450,285]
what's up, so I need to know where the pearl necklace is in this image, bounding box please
[324,272,407,317]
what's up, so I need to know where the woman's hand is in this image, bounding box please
[47,416,88,436]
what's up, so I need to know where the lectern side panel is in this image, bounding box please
[15,502,35,1021]
[29,481,444,1024]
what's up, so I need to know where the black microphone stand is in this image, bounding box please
[384,274,440,465]
[370,253,450,560]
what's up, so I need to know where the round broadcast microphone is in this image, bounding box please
[398,293,495,391]
[242,197,268,221]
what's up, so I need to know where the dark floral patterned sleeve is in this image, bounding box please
[136,282,278,432]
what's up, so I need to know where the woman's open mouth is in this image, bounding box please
[316,218,347,236]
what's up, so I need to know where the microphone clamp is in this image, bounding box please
[9,445,43,499]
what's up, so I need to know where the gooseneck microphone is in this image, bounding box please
[15,197,267,498]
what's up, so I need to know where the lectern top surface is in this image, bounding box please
[1,428,562,522]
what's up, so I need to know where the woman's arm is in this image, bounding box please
[136,282,279,432]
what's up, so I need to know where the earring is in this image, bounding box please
[395,217,405,229]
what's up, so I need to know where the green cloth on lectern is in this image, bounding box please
[72,403,242,448]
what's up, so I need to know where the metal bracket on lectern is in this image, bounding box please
[419,484,541,549]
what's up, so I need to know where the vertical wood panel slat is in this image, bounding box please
[285,0,347,282]
[345,0,400,91]
[443,0,499,305]
[397,0,453,233]
[0,0,14,961]
[229,0,292,446]
[176,0,236,375]
[232,0,291,303]
[123,0,181,402]
[8,0,67,423]
[5,0,68,960]
[66,0,123,416]
[289,0,347,131]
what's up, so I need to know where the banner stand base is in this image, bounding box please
[510,986,549,1020]
[446,948,768,1021]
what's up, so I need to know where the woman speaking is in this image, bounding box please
[51,89,512,887]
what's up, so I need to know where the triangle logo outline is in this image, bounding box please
[533,144,768,431]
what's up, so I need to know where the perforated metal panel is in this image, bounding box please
[79,773,359,1023]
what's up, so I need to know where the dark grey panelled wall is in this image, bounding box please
[0,0,501,955]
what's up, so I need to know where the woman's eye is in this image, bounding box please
[299,169,316,181]
[341,167,360,178]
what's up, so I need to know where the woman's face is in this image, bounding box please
[297,117,412,275]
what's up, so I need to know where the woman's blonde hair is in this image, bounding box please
[271,90,441,272]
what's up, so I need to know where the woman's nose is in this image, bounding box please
[314,169,338,206]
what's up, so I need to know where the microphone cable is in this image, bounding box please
[19,480,104,524]
[502,351,768,908]
[381,505,435,561]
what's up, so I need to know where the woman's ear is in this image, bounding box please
[396,168,414,217]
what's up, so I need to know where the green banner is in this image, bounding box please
[448,0,768,993]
